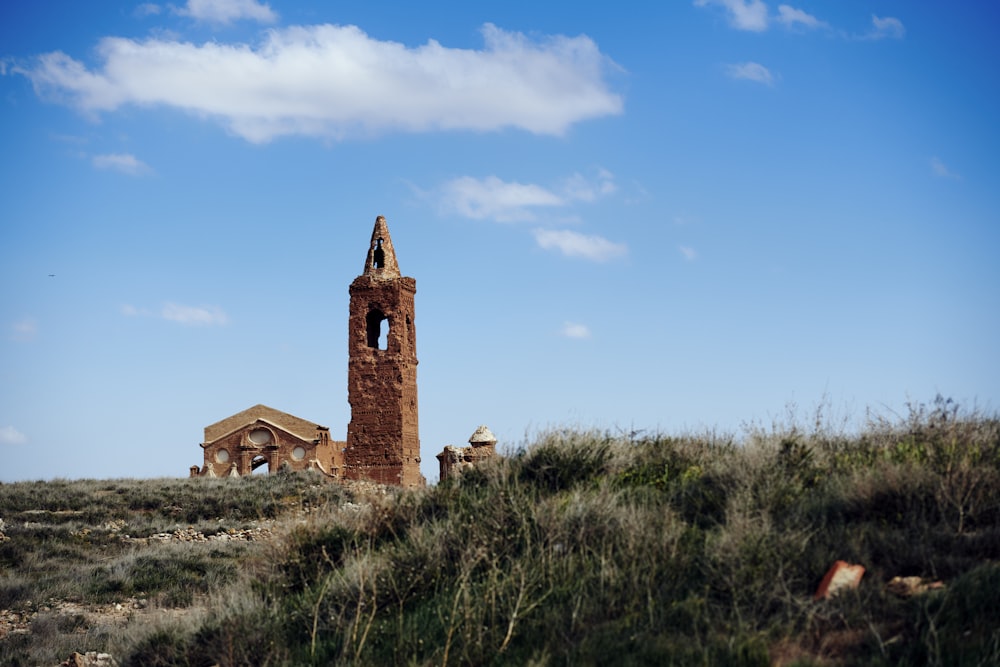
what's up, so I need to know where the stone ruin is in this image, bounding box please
[192,404,341,479]
[436,425,498,481]
[191,215,495,486]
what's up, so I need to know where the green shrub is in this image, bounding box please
[4,401,999,666]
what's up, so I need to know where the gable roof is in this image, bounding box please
[204,404,328,444]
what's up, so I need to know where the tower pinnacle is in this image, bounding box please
[363,215,401,278]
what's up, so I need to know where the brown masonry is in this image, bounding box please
[193,216,426,487]
[344,216,424,487]
[195,404,343,478]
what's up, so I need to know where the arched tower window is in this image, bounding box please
[374,237,385,269]
[366,308,389,349]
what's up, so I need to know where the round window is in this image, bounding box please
[291,446,306,461]
[216,449,230,463]
[248,428,272,445]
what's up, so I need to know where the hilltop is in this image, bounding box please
[2,398,999,666]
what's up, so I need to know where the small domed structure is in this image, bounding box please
[436,425,498,482]
[469,425,497,447]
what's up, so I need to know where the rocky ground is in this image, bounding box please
[0,523,277,657]
[0,474,382,665]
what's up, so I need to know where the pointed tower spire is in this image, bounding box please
[363,215,401,278]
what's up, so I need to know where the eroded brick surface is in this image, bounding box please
[194,216,424,487]
[344,216,423,487]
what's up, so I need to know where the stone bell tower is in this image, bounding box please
[344,216,423,487]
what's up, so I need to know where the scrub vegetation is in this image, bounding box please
[2,397,999,666]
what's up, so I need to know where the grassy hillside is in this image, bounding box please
[2,398,999,666]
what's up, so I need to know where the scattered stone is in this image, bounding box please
[0,608,34,638]
[886,575,945,597]
[814,561,865,600]
[103,519,126,532]
[120,523,275,544]
[61,651,118,667]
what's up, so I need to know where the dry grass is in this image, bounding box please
[2,397,999,666]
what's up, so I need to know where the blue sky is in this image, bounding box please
[1,0,998,482]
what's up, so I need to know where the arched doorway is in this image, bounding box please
[250,455,270,475]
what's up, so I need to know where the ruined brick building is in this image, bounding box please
[191,216,425,487]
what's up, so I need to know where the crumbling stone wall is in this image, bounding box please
[437,425,497,481]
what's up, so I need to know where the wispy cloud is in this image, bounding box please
[869,15,905,40]
[0,426,28,446]
[121,304,144,318]
[776,5,826,30]
[725,61,775,85]
[9,317,38,342]
[439,176,563,222]
[561,168,617,203]
[161,303,229,326]
[134,3,162,17]
[19,23,622,143]
[532,229,627,262]
[436,171,625,262]
[679,245,699,261]
[697,2,902,41]
[92,153,151,175]
[930,157,960,180]
[174,0,277,24]
[437,170,617,223]
[561,322,592,339]
[695,0,769,32]
[123,303,229,326]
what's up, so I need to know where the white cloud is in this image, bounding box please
[161,303,229,326]
[868,15,905,40]
[725,61,775,85]
[92,153,151,175]
[438,170,616,223]
[0,426,28,446]
[439,176,563,222]
[561,322,591,339]
[930,157,960,180]
[776,5,826,29]
[437,172,622,263]
[20,23,622,143]
[532,229,627,262]
[175,0,277,24]
[679,245,699,261]
[123,302,229,325]
[695,0,769,32]
[10,317,37,342]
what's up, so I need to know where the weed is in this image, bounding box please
[3,402,999,666]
